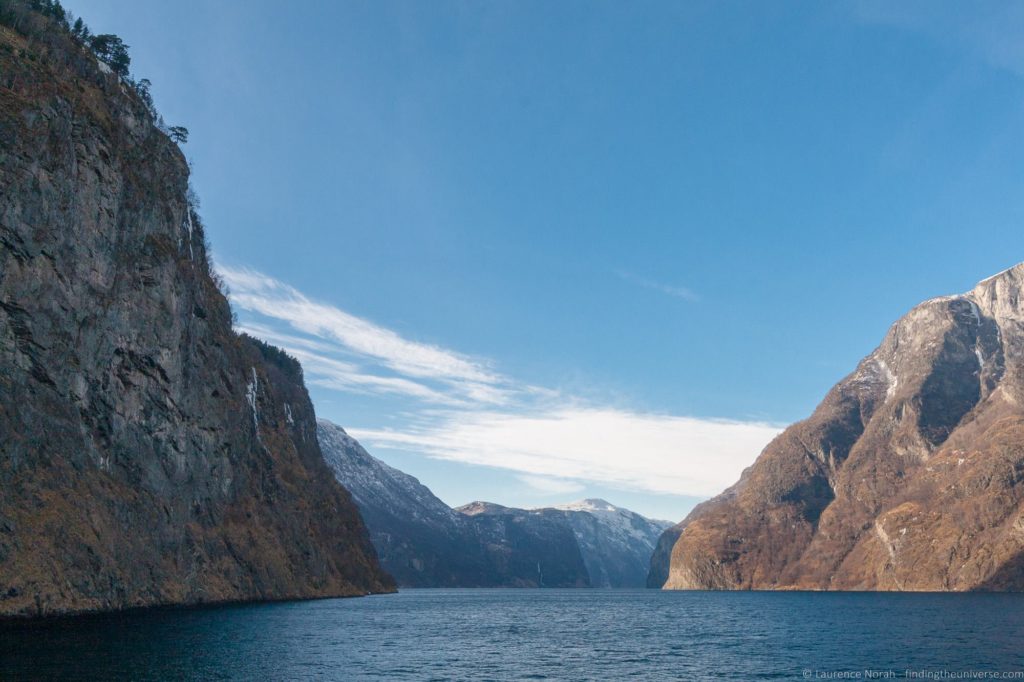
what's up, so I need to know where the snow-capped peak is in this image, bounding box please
[555,498,620,513]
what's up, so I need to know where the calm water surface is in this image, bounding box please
[2,589,1023,680]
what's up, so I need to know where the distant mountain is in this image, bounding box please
[317,420,486,587]
[454,501,590,588]
[554,500,672,588]
[319,420,587,587]
[318,420,670,588]
[663,263,1024,591]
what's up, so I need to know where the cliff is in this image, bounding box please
[665,264,1024,591]
[0,2,393,616]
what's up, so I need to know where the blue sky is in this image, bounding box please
[71,0,1024,521]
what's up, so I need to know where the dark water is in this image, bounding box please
[2,589,1024,680]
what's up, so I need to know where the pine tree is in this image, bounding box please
[90,34,130,76]
[168,126,189,144]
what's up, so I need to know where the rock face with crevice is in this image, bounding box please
[0,4,393,617]
[664,264,1024,591]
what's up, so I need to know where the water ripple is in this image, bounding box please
[2,590,1024,680]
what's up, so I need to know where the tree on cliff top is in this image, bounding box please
[7,0,191,145]
[89,33,130,76]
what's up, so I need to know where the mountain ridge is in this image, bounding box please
[662,262,1024,591]
[318,420,670,588]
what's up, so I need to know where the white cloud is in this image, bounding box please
[350,407,781,498]
[616,270,699,302]
[221,265,516,405]
[222,264,782,500]
[294,350,462,404]
[221,265,498,383]
[234,323,462,404]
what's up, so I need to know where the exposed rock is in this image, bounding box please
[0,4,393,617]
[665,264,1024,591]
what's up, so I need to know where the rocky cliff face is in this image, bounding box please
[0,5,393,616]
[319,420,668,587]
[665,264,1024,591]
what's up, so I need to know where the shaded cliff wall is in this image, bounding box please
[0,3,393,616]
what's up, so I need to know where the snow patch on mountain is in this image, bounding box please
[556,498,619,513]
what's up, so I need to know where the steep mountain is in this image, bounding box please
[318,420,668,587]
[554,499,672,588]
[317,420,489,587]
[665,264,1024,591]
[0,3,393,617]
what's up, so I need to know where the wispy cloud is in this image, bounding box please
[232,322,461,404]
[221,266,496,382]
[221,265,517,405]
[221,264,781,499]
[615,270,699,302]
[350,407,781,498]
